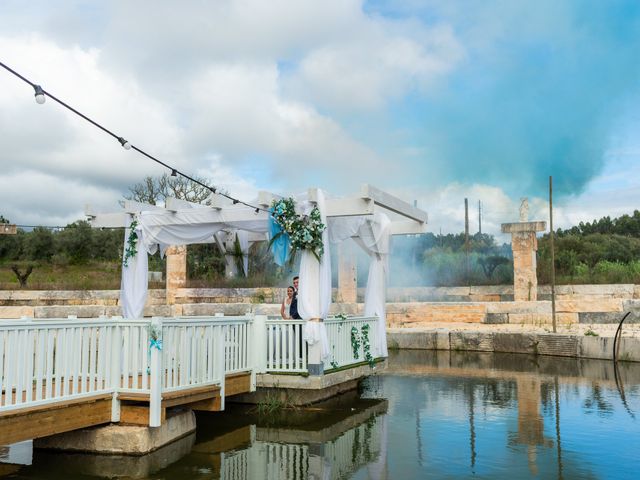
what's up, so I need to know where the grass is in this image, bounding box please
[584,328,599,337]
[0,261,124,290]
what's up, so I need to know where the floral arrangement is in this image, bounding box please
[123,220,139,267]
[270,197,326,260]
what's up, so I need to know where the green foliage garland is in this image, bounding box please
[351,326,361,359]
[123,220,139,268]
[351,324,375,368]
[270,197,326,261]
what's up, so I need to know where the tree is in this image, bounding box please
[126,173,215,205]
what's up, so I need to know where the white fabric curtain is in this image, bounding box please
[120,207,269,318]
[327,212,391,357]
[120,218,149,319]
[298,190,331,360]
[237,230,249,276]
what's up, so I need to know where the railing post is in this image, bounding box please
[308,336,324,376]
[149,317,163,427]
[217,325,226,410]
[110,320,121,422]
[252,315,267,377]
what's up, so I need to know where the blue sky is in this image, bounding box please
[0,1,639,234]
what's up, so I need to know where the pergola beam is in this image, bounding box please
[361,184,427,224]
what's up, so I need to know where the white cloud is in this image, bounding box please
[286,20,464,111]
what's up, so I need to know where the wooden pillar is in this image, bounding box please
[165,245,187,305]
[337,242,357,303]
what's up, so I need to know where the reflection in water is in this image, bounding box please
[4,350,640,480]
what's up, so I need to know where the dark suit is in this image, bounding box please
[290,291,301,319]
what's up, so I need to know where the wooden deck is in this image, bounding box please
[0,371,252,446]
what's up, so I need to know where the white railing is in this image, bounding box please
[0,318,119,413]
[324,316,379,370]
[264,319,308,373]
[0,315,257,427]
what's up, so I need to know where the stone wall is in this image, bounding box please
[0,284,639,324]
[387,329,640,362]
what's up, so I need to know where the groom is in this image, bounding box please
[289,275,301,319]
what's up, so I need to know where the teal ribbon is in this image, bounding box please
[147,337,162,374]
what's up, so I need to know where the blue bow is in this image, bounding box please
[149,338,163,351]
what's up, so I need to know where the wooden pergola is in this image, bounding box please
[86,184,428,304]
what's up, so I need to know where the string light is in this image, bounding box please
[0,60,271,213]
[33,85,45,104]
[118,137,131,150]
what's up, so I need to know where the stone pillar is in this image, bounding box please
[165,245,187,305]
[337,242,357,303]
[501,200,546,302]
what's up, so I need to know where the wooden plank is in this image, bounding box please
[163,389,219,408]
[87,212,130,228]
[389,220,429,235]
[120,404,166,426]
[225,372,251,397]
[189,396,222,412]
[361,184,428,223]
[0,397,112,445]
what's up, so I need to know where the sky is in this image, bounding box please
[1,0,639,238]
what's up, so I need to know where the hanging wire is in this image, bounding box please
[0,60,270,213]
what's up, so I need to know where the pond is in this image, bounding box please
[2,350,639,479]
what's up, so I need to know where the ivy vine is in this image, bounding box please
[361,324,375,368]
[351,326,361,359]
[351,323,375,368]
[123,220,139,267]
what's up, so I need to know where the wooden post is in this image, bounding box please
[464,198,470,285]
[149,317,163,427]
[549,176,557,333]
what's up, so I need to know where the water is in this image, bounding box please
[2,350,639,479]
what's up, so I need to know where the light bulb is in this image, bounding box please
[118,137,132,150]
[33,85,45,104]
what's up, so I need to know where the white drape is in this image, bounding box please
[120,208,269,318]
[298,190,331,360]
[327,212,391,357]
[237,230,249,276]
[120,218,149,319]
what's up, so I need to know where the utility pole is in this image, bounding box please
[464,198,470,285]
[549,176,557,333]
[478,200,482,234]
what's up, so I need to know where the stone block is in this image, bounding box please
[0,306,35,318]
[536,334,579,357]
[486,301,551,315]
[578,312,631,324]
[485,313,508,324]
[571,284,634,298]
[492,333,539,355]
[578,336,614,361]
[470,285,512,295]
[635,285,640,299]
[35,410,196,455]
[556,313,579,325]
[508,313,552,325]
[386,302,486,326]
[469,294,501,302]
[450,331,493,352]
[556,298,623,313]
[387,330,439,350]
[34,305,107,318]
[617,338,640,362]
[622,299,640,314]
